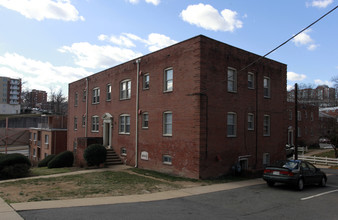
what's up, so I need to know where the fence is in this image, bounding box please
[298,155,338,166]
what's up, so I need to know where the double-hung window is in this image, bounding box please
[119,114,130,134]
[227,112,237,137]
[74,117,78,130]
[163,111,172,136]
[248,113,254,130]
[92,88,100,104]
[264,77,270,98]
[142,112,149,129]
[91,116,99,132]
[120,80,131,100]
[75,93,78,106]
[143,73,150,90]
[248,72,254,89]
[164,68,173,92]
[228,68,237,92]
[106,84,111,101]
[263,115,270,136]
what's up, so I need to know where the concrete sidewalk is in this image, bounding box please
[0,197,23,220]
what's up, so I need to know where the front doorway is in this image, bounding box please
[102,113,113,148]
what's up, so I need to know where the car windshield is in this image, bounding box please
[272,160,299,170]
[282,161,299,170]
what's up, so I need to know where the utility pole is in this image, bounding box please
[294,83,298,160]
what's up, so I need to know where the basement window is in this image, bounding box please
[163,155,172,165]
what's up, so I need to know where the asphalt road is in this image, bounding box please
[19,168,338,220]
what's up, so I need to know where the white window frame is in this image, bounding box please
[142,112,149,129]
[164,68,173,92]
[83,90,86,102]
[74,117,78,130]
[82,116,86,127]
[264,77,270,98]
[227,67,237,92]
[263,115,270,136]
[91,115,99,132]
[121,147,127,156]
[92,88,100,104]
[120,80,131,100]
[248,113,254,131]
[163,155,172,165]
[106,84,111,101]
[44,134,49,145]
[143,73,149,90]
[163,111,172,136]
[248,72,254,89]
[297,111,301,121]
[227,112,237,137]
[119,114,130,134]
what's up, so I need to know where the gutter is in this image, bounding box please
[135,58,141,168]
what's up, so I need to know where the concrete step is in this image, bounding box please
[105,148,123,165]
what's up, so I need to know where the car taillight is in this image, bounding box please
[280,170,294,176]
[264,169,272,174]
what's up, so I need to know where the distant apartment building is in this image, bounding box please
[28,89,48,110]
[29,115,67,165]
[288,85,337,107]
[68,35,287,179]
[0,76,21,114]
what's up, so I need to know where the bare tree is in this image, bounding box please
[49,88,67,115]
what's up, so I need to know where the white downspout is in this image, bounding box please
[85,77,89,137]
[135,58,141,168]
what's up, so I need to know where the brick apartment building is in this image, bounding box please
[28,89,48,110]
[68,35,287,179]
[286,102,320,147]
[29,115,67,165]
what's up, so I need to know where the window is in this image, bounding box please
[44,134,49,144]
[33,133,37,141]
[163,155,172,165]
[248,72,254,89]
[164,68,173,92]
[297,111,301,121]
[74,117,78,130]
[264,77,270,98]
[121,147,127,156]
[311,112,314,121]
[298,127,301,137]
[83,90,86,102]
[289,110,292,120]
[248,113,254,130]
[91,116,99,132]
[227,68,237,92]
[227,112,237,137]
[263,115,270,136]
[142,112,149,129]
[163,111,172,136]
[92,88,100,104]
[75,92,78,106]
[106,84,111,101]
[143,73,149,90]
[120,80,131,100]
[119,114,130,134]
[82,116,86,127]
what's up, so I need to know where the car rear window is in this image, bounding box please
[272,160,299,170]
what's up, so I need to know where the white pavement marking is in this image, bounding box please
[301,189,338,201]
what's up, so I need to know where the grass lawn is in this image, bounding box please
[314,150,336,158]
[30,167,81,176]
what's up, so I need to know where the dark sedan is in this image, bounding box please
[263,160,327,190]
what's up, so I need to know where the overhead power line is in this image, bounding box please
[239,4,338,72]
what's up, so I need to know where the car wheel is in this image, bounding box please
[267,181,275,187]
[297,179,304,191]
[319,177,326,187]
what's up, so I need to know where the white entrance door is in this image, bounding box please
[102,113,113,148]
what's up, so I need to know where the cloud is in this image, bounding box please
[98,33,177,53]
[306,0,333,8]
[0,52,91,96]
[292,29,318,51]
[0,0,84,21]
[127,0,160,5]
[287,71,307,81]
[58,42,143,69]
[314,79,333,87]
[180,3,243,32]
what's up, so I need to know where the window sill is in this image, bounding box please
[91,130,99,133]
[119,132,130,135]
[227,135,237,138]
[163,90,173,93]
[92,102,100,105]
[163,162,172,166]
[119,98,131,101]
[163,134,172,137]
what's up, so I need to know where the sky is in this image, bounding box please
[0,0,337,98]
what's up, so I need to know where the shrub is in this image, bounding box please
[83,144,107,166]
[0,153,31,179]
[48,151,74,169]
[37,154,56,167]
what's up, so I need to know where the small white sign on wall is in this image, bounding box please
[141,151,149,161]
